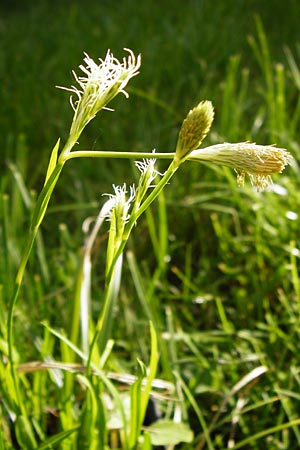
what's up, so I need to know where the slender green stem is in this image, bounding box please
[65,150,175,161]
[86,252,123,375]
[7,140,74,362]
[7,283,29,411]
[7,161,65,413]
[99,254,123,353]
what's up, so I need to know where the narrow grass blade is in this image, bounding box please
[15,415,37,450]
[44,138,60,186]
[36,426,79,450]
[76,375,99,450]
[128,359,145,448]
[140,322,159,421]
[229,418,300,449]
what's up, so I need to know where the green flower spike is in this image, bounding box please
[58,49,141,148]
[175,100,214,163]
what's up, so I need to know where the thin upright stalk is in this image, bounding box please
[7,162,64,411]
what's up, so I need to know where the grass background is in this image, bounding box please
[1,0,300,448]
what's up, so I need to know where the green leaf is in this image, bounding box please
[76,375,99,450]
[36,426,79,449]
[44,138,60,185]
[128,359,145,448]
[147,420,193,446]
[140,322,159,420]
[140,432,152,450]
[15,415,37,450]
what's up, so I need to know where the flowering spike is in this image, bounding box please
[57,49,141,140]
[134,152,160,207]
[103,184,135,227]
[188,142,292,191]
[175,100,214,163]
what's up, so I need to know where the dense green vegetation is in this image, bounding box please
[1,1,300,448]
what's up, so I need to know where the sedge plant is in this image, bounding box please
[4,48,292,448]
